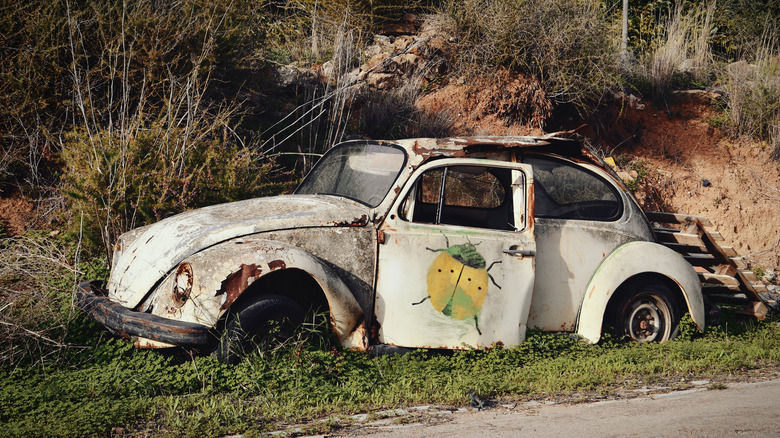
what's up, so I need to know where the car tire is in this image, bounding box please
[608,281,681,343]
[217,294,305,364]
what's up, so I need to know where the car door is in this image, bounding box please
[375,159,536,349]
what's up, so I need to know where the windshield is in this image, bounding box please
[296,143,406,207]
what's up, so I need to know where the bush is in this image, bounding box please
[621,1,717,100]
[721,52,780,150]
[0,233,108,369]
[360,77,454,139]
[62,125,286,258]
[442,0,620,114]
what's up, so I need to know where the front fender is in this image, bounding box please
[146,238,365,347]
[576,241,704,343]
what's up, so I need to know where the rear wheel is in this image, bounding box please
[608,281,681,343]
[218,294,305,364]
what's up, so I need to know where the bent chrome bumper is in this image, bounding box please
[75,281,212,347]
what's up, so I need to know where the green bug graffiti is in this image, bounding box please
[413,237,501,335]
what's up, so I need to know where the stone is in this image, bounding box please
[365,52,391,72]
[394,53,421,75]
[393,35,415,52]
[367,73,398,90]
[373,34,394,53]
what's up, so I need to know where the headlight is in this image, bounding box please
[172,262,193,307]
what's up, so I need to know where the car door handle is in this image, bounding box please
[503,248,536,257]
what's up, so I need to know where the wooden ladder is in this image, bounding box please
[644,211,775,319]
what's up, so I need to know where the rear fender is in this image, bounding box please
[146,239,366,349]
[576,241,704,343]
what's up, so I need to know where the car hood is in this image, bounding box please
[108,195,370,308]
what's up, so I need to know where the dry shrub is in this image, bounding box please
[723,34,780,149]
[360,76,454,139]
[0,234,100,368]
[443,0,620,114]
[622,1,717,99]
[471,69,553,130]
[264,0,435,64]
[56,0,288,257]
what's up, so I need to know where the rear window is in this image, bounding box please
[525,156,622,221]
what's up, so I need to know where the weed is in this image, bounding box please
[708,382,728,390]
[1,312,779,436]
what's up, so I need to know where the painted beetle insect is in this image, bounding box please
[413,238,501,334]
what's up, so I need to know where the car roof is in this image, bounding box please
[351,131,607,170]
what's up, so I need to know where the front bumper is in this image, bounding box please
[75,281,212,347]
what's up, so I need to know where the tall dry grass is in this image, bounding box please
[442,0,620,114]
[637,1,717,98]
[723,31,780,155]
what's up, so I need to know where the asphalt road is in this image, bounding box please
[349,379,780,437]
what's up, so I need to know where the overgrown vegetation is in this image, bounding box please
[443,0,621,115]
[1,313,779,437]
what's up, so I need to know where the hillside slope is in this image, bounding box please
[417,84,780,274]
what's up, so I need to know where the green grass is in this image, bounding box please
[1,314,780,437]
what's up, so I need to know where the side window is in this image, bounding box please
[401,166,514,230]
[525,156,622,221]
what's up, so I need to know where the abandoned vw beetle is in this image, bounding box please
[77,135,704,361]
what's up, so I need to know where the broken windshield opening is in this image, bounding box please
[295,143,406,207]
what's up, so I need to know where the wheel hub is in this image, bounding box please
[623,294,672,342]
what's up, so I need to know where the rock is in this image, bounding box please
[373,34,394,53]
[367,73,398,90]
[321,60,334,82]
[364,43,382,59]
[272,65,315,88]
[629,169,639,179]
[393,35,415,52]
[726,60,758,79]
[702,178,711,187]
[365,52,391,72]
[764,269,777,283]
[394,53,421,75]
[403,13,418,24]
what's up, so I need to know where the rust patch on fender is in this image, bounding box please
[217,264,263,309]
[328,214,369,227]
[269,260,286,270]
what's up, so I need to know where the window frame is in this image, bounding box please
[523,154,624,222]
[398,161,527,232]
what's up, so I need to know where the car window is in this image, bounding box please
[525,156,622,221]
[401,165,514,230]
[296,143,406,207]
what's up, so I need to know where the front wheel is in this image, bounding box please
[608,281,681,343]
[217,294,305,364]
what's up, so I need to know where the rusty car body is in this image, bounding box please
[76,134,705,359]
